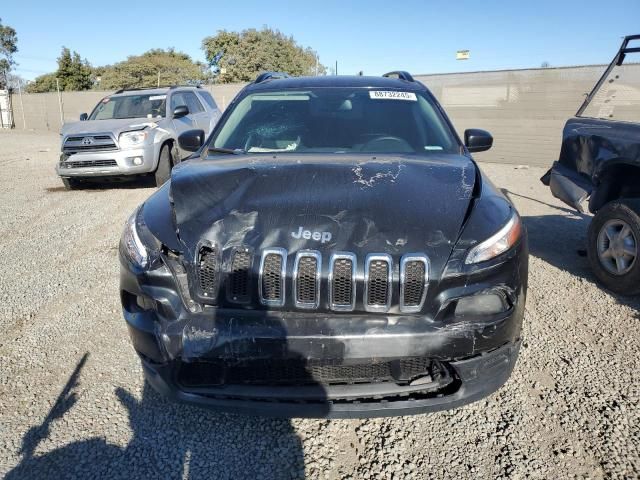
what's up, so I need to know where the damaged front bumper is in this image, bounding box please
[120,247,526,418]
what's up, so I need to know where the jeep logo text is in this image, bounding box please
[291,226,332,243]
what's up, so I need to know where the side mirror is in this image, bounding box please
[79,113,88,121]
[173,105,189,118]
[464,129,493,153]
[178,129,205,152]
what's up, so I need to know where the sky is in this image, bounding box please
[4,0,640,81]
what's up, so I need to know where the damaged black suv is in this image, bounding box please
[119,71,528,418]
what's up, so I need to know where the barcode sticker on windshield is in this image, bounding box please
[369,91,417,101]
[149,95,167,101]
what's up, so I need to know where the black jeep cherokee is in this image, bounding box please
[119,71,528,418]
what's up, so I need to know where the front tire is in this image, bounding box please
[154,144,173,187]
[587,199,640,295]
[61,177,81,190]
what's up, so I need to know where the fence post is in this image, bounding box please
[56,78,64,128]
[17,83,26,129]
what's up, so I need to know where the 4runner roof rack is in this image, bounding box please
[114,84,202,94]
[382,71,415,82]
[254,72,291,84]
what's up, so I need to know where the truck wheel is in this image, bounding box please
[154,144,173,187]
[587,199,640,295]
[62,177,80,190]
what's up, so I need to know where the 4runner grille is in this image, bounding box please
[63,134,117,154]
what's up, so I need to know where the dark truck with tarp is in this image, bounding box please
[542,35,640,295]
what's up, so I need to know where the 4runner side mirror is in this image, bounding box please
[173,105,189,119]
[79,113,88,121]
[464,129,493,153]
[178,129,205,152]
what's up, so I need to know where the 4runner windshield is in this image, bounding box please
[89,94,167,120]
[210,88,458,155]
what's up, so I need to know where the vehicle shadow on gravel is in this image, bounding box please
[6,352,310,479]
[45,176,156,193]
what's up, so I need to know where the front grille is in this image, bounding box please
[227,250,251,303]
[61,159,117,169]
[294,251,320,308]
[178,357,435,387]
[365,255,392,311]
[400,256,428,312]
[330,254,355,311]
[260,249,286,306]
[63,134,117,154]
[190,247,429,312]
[198,246,220,298]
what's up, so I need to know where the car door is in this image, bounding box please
[182,91,211,134]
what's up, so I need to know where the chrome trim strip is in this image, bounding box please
[328,252,357,312]
[293,250,321,309]
[258,248,287,307]
[399,254,430,313]
[364,253,393,313]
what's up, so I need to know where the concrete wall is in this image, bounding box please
[8,64,640,166]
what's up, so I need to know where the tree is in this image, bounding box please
[25,73,57,93]
[25,47,92,93]
[0,17,18,89]
[202,27,325,83]
[57,47,92,90]
[98,49,209,90]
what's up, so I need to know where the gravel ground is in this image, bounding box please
[0,130,638,480]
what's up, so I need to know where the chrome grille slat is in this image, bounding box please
[400,254,429,313]
[364,254,392,312]
[329,253,356,311]
[259,248,287,306]
[227,249,251,303]
[198,246,220,298]
[293,251,321,309]
[61,159,118,169]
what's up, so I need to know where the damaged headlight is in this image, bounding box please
[465,211,522,264]
[120,206,159,269]
[119,130,148,149]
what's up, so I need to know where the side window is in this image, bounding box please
[170,92,187,111]
[184,92,204,113]
[199,90,218,110]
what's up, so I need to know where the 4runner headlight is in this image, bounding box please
[120,207,158,269]
[119,130,148,149]
[465,212,522,264]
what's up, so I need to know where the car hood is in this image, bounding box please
[168,154,477,278]
[61,117,163,137]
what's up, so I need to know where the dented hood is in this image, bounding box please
[169,154,476,277]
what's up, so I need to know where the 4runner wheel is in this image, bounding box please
[587,199,640,295]
[62,177,80,190]
[154,144,173,187]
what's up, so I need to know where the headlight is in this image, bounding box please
[465,211,522,264]
[120,207,158,268]
[119,130,148,149]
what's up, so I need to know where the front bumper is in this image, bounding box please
[56,143,156,178]
[120,240,527,418]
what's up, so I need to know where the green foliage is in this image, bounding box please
[26,47,92,93]
[202,27,325,83]
[98,49,209,90]
[25,73,57,93]
[0,17,18,89]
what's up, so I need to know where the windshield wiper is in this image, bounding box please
[207,147,246,155]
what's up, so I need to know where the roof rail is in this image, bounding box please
[114,84,202,94]
[382,71,415,82]
[254,71,290,84]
